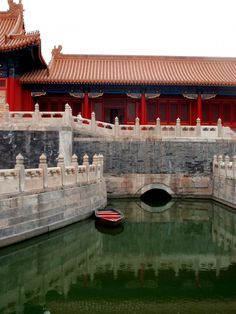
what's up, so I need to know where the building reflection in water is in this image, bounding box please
[0,199,236,313]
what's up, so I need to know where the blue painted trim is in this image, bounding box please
[23,83,236,96]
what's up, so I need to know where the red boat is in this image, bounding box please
[95,208,125,227]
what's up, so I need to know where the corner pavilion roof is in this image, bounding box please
[21,46,236,87]
[0,0,41,52]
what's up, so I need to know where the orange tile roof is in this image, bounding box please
[21,46,236,87]
[0,1,41,52]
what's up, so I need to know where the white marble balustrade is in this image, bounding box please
[0,153,104,196]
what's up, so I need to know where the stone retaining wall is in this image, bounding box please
[213,155,236,209]
[74,137,236,197]
[73,137,236,175]
[0,180,107,248]
[0,130,59,169]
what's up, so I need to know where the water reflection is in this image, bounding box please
[0,199,236,313]
[95,222,124,235]
[139,199,176,213]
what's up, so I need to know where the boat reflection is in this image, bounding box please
[95,221,124,235]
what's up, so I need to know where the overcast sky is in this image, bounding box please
[2,0,236,63]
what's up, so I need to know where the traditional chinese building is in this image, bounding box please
[1,0,236,126]
[0,0,47,111]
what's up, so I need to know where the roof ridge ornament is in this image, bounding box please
[48,45,63,72]
[51,45,63,58]
[8,0,23,14]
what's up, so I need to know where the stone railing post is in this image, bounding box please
[134,117,140,138]
[98,154,104,177]
[218,155,223,177]
[91,112,96,132]
[218,155,223,168]
[59,125,73,166]
[39,154,48,189]
[64,103,72,127]
[232,155,236,179]
[57,154,65,186]
[83,154,90,182]
[71,154,78,183]
[155,117,161,138]
[77,113,83,127]
[3,103,10,123]
[213,155,217,165]
[213,155,218,176]
[196,118,201,137]
[15,154,25,192]
[217,118,223,138]
[114,116,120,138]
[33,103,41,124]
[225,155,230,178]
[176,118,181,137]
[93,153,99,179]
[93,153,98,164]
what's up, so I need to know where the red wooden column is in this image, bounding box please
[7,77,15,110]
[82,92,91,119]
[140,93,147,124]
[197,94,202,121]
[7,78,24,111]
[190,102,194,126]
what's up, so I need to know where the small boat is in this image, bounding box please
[95,207,125,227]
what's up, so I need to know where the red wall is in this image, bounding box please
[21,88,33,111]
[6,78,33,111]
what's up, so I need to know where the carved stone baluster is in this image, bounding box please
[15,154,25,192]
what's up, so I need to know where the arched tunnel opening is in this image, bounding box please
[140,189,172,207]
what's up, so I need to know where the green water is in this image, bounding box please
[1,199,236,314]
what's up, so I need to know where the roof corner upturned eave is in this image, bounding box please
[0,1,48,70]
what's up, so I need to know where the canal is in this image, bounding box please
[0,199,236,314]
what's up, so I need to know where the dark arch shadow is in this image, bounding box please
[140,188,172,207]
